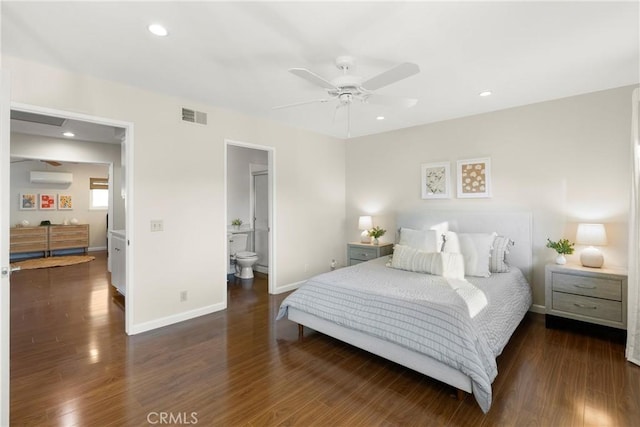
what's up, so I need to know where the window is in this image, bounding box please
[90,177,109,210]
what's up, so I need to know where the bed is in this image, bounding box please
[277,212,533,413]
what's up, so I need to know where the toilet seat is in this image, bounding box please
[236,251,257,259]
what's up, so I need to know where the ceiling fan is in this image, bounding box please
[274,56,420,136]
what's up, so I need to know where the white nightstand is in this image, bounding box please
[347,242,393,266]
[545,263,627,330]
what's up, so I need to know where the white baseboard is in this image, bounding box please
[129,302,226,335]
[529,304,545,314]
[255,265,268,274]
[273,280,305,294]
[89,246,107,252]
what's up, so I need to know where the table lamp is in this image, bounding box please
[576,223,607,268]
[358,216,373,243]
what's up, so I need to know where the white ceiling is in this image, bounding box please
[2,1,638,139]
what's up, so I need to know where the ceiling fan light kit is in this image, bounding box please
[274,55,420,137]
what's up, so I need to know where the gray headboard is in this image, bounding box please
[396,211,533,282]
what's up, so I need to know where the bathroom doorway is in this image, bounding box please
[225,140,275,294]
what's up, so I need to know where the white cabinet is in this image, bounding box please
[110,230,126,296]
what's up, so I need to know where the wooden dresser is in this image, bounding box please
[49,225,89,254]
[10,227,48,256]
[10,224,90,257]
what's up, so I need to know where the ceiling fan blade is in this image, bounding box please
[289,68,337,90]
[43,160,62,167]
[272,98,332,110]
[361,62,420,91]
[364,94,418,108]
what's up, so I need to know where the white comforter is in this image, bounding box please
[277,256,531,413]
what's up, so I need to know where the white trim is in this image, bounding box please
[225,139,276,294]
[1,69,12,427]
[529,304,545,314]
[273,280,305,294]
[129,303,226,335]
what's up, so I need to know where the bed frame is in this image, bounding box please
[288,211,533,401]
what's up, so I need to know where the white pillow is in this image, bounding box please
[490,236,513,273]
[452,232,497,278]
[398,228,440,252]
[391,244,465,279]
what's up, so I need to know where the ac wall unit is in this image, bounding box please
[30,171,73,185]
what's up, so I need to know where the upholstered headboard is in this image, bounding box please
[396,211,533,282]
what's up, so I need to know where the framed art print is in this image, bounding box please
[58,194,73,210]
[39,193,57,210]
[421,162,451,199]
[457,157,491,198]
[20,193,37,210]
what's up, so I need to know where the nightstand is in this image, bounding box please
[347,242,393,266]
[545,263,627,330]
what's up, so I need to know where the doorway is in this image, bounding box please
[225,140,275,294]
[7,103,133,332]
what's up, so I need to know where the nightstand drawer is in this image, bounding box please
[552,291,622,322]
[348,246,378,261]
[552,272,621,301]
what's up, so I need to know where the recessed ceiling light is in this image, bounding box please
[479,91,492,97]
[376,116,385,121]
[148,24,168,37]
[62,132,75,137]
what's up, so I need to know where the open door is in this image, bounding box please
[0,70,12,425]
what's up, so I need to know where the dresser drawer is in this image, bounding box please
[552,272,621,301]
[348,246,378,262]
[552,291,622,322]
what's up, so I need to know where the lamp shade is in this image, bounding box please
[358,216,373,230]
[576,223,607,246]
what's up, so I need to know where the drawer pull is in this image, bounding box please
[573,284,597,289]
[361,253,370,257]
[573,303,597,309]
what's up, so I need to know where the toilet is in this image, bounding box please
[229,233,259,279]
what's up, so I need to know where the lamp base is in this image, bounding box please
[361,230,371,243]
[580,246,603,268]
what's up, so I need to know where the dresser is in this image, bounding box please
[545,263,627,330]
[10,227,48,256]
[347,242,393,266]
[10,224,89,257]
[48,225,89,254]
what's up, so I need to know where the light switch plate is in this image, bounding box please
[150,220,163,232]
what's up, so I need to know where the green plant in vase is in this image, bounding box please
[368,226,386,245]
[231,218,243,229]
[546,238,574,265]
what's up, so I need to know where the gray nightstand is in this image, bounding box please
[545,263,627,330]
[347,242,393,266]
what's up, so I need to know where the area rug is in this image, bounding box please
[10,255,95,270]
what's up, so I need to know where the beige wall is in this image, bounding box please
[4,56,346,332]
[346,85,635,307]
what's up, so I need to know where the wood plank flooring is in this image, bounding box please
[10,251,640,426]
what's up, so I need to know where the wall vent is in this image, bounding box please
[182,108,207,125]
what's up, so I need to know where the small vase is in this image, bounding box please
[555,254,567,265]
[372,238,379,245]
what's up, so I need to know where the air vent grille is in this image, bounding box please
[182,108,207,125]
[11,111,67,127]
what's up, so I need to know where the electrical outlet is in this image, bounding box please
[180,291,187,302]
[150,220,163,232]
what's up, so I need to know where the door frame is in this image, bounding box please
[1,70,12,427]
[224,139,275,294]
[7,102,135,334]
[251,169,269,273]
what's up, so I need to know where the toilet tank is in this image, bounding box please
[229,233,248,254]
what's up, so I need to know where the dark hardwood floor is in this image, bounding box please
[10,251,640,426]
